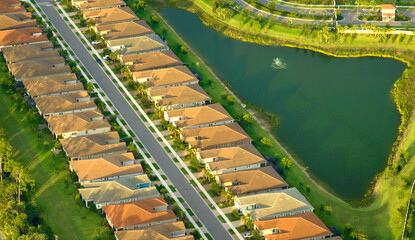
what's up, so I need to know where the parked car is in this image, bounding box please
[91,40,100,45]
[96,58,102,63]
[243,233,252,239]
[103,55,110,61]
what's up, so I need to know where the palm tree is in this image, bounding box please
[203,168,215,182]
[86,19,95,29]
[241,213,254,230]
[222,188,235,205]
[109,51,119,62]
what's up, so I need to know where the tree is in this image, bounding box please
[85,82,94,92]
[204,168,215,182]
[241,214,254,230]
[227,95,236,105]
[109,51,119,62]
[92,226,113,240]
[160,187,168,198]
[0,137,12,183]
[281,157,293,169]
[86,19,95,29]
[138,0,147,9]
[242,8,250,20]
[267,1,276,9]
[261,137,272,147]
[8,161,34,202]
[243,114,253,124]
[210,181,221,195]
[151,14,160,24]
[190,156,200,170]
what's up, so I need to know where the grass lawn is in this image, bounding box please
[125,0,415,238]
[0,90,107,239]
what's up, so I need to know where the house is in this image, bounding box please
[114,222,193,240]
[234,188,314,221]
[22,73,84,98]
[46,110,111,138]
[72,0,126,10]
[201,144,267,175]
[108,35,168,56]
[0,13,36,30]
[180,122,251,151]
[34,91,97,117]
[96,20,154,40]
[164,103,233,130]
[148,84,211,111]
[2,42,58,63]
[102,197,177,231]
[254,212,332,240]
[122,50,182,70]
[59,131,127,160]
[0,0,26,16]
[215,166,288,196]
[133,65,198,90]
[83,7,138,25]
[8,58,71,81]
[69,153,143,184]
[78,175,160,209]
[0,27,48,48]
[381,4,396,22]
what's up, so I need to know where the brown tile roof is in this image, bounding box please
[34,91,96,115]
[235,188,314,220]
[79,175,159,206]
[115,222,194,240]
[23,74,84,97]
[149,84,211,107]
[165,103,233,129]
[181,122,251,150]
[0,27,47,47]
[102,197,177,229]
[9,58,71,80]
[123,50,182,70]
[108,35,167,55]
[381,4,396,10]
[59,131,127,159]
[69,154,142,182]
[204,144,267,172]
[73,0,126,10]
[216,166,288,195]
[134,65,197,89]
[0,1,26,15]
[83,7,138,25]
[2,42,57,63]
[254,212,332,240]
[98,20,153,40]
[46,110,110,136]
[0,14,36,30]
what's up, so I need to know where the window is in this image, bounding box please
[247,165,251,168]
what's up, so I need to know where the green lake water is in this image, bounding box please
[159,8,406,199]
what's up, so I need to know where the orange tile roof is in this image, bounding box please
[0,27,48,47]
[166,103,233,129]
[23,73,84,97]
[0,14,36,30]
[34,91,96,115]
[133,65,198,89]
[2,42,58,63]
[115,222,194,240]
[149,84,211,108]
[97,20,153,40]
[181,122,252,150]
[69,154,143,182]
[254,212,332,240]
[83,7,138,25]
[102,197,177,229]
[216,166,288,195]
[123,50,182,70]
[0,1,26,15]
[381,4,396,10]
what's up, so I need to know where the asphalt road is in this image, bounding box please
[35,1,234,239]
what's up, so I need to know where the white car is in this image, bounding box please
[103,55,110,60]
[91,40,100,45]
[243,233,252,239]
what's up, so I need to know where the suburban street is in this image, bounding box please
[233,0,415,26]
[34,1,234,239]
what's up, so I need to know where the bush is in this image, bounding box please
[151,14,160,24]
[75,194,83,206]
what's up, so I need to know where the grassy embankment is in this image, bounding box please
[126,0,415,238]
[0,62,108,238]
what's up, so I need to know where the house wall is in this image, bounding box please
[80,172,143,185]
[75,149,128,160]
[119,218,177,231]
[33,89,84,98]
[206,162,262,175]
[181,119,234,130]
[158,100,210,111]
[41,106,97,117]
[97,191,160,209]
[193,139,251,151]
[59,126,111,139]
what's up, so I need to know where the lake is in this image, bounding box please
[159,8,406,199]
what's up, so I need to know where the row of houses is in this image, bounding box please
[71,0,341,239]
[0,1,193,239]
